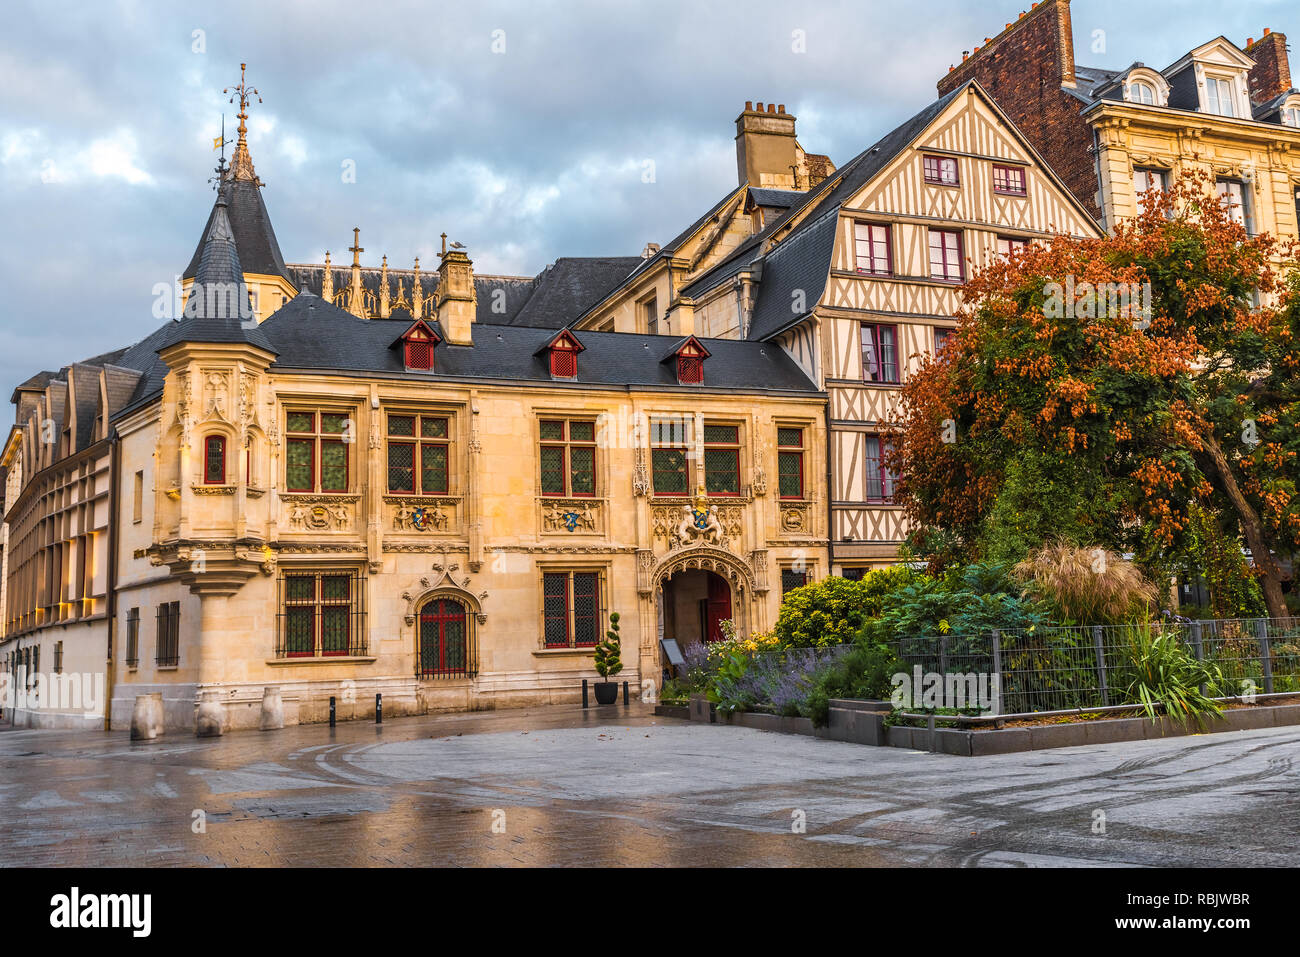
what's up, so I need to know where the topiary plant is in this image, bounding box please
[594,611,623,680]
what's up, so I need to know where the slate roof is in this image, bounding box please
[184,179,289,282]
[746,188,802,210]
[508,256,642,328]
[251,292,819,393]
[157,195,277,354]
[743,208,841,341]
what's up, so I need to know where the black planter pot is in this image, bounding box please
[593,681,619,705]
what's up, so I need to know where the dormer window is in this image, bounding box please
[1283,100,1300,128]
[1204,76,1236,117]
[537,330,585,379]
[392,319,441,372]
[661,335,711,385]
[1130,81,1156,105]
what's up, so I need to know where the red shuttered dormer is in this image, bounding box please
[535,329,585,380]
[661,335,711,385]
[391,318,442,371]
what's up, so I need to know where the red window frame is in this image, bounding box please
[777,427,804,499]
[543,572,570,647]
[285,411,350,493]
[923,154,959,186]
[929,229,964,283]
[203,435,226,485]
[676,355,704,384]
[539,419,597,497]
[386,413,449,495]
[933,327,954,356]
[283,573,352,658]
[864,434,897,504]
[996,236,1028,259]
[992,163,1027,196]
[703,424,740,497]
[542,571,601,648]
[418,598,468,676]
[853,221,892,276]
[860,323,900,384]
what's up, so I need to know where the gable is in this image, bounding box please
[840,86,1099,238]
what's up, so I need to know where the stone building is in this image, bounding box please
[573,82,1101,574]
[936,0,1300,239]
[1,86,827,732]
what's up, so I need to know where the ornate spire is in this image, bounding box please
[379,254,390,318]
[346,227,367,318]
[322,251,334,302]
[224,63,262,184]
[412,257,424,317]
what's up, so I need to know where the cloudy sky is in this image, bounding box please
[0,0,1291,390]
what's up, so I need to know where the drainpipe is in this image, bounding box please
[103,429,120,731]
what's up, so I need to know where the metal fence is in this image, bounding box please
[892,617,1300,715]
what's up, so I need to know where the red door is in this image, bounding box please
[706,573,732,642]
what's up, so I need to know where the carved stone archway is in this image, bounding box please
[650,546,759,653]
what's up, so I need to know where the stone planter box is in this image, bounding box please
[688,693,1300,757]
[653,704,690,720]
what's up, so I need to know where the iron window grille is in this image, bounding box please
[276,570,367,658]
[387,413,449,495]
[155,601,180,666]
[781,568,808,594]
[542,570,602,648]
[539,419,597,497]
[125,607,140,667]
[416,597,477,678]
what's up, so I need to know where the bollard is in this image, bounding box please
[623,680,629,706]
[329,696,336,727]
[582,679,589,709]
[375,693,382,724]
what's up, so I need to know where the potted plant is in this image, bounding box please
[593,612,623,704]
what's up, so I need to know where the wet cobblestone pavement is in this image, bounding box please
[2,704,1298,866]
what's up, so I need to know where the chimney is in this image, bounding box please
[735,101,797,189]
[436,241,476,346]
[938,0,1076,96]
[1246,30,1292,103]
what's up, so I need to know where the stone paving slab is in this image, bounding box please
[1,704,1298,867]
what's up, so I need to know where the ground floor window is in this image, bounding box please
[542,570,602,648]
[156,601,180,666]
[417,598,474,678]
[840,567,867,582]
[780,568,808,595]
[277,571,366,658]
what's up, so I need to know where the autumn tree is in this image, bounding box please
[890,172,1299,617]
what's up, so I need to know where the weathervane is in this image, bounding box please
[223,63,262,183]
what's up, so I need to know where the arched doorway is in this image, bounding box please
[661,568,733,645]
[417,597,470,678]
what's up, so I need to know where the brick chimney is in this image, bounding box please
[735,101,798,189]
[939,0,1076,97]
[1246,29,1292,103]
[436,243,476,346]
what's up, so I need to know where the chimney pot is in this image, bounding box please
[777,103,785,113]
[767,103,775,113]
[1248,38,1255,46]
[1264,27,1271,35]
[756,101,764,111]
[745,100,752,110]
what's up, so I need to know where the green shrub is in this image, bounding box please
[865,562,1047,641]
[801,640,900,727]
[773,566,915,648]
